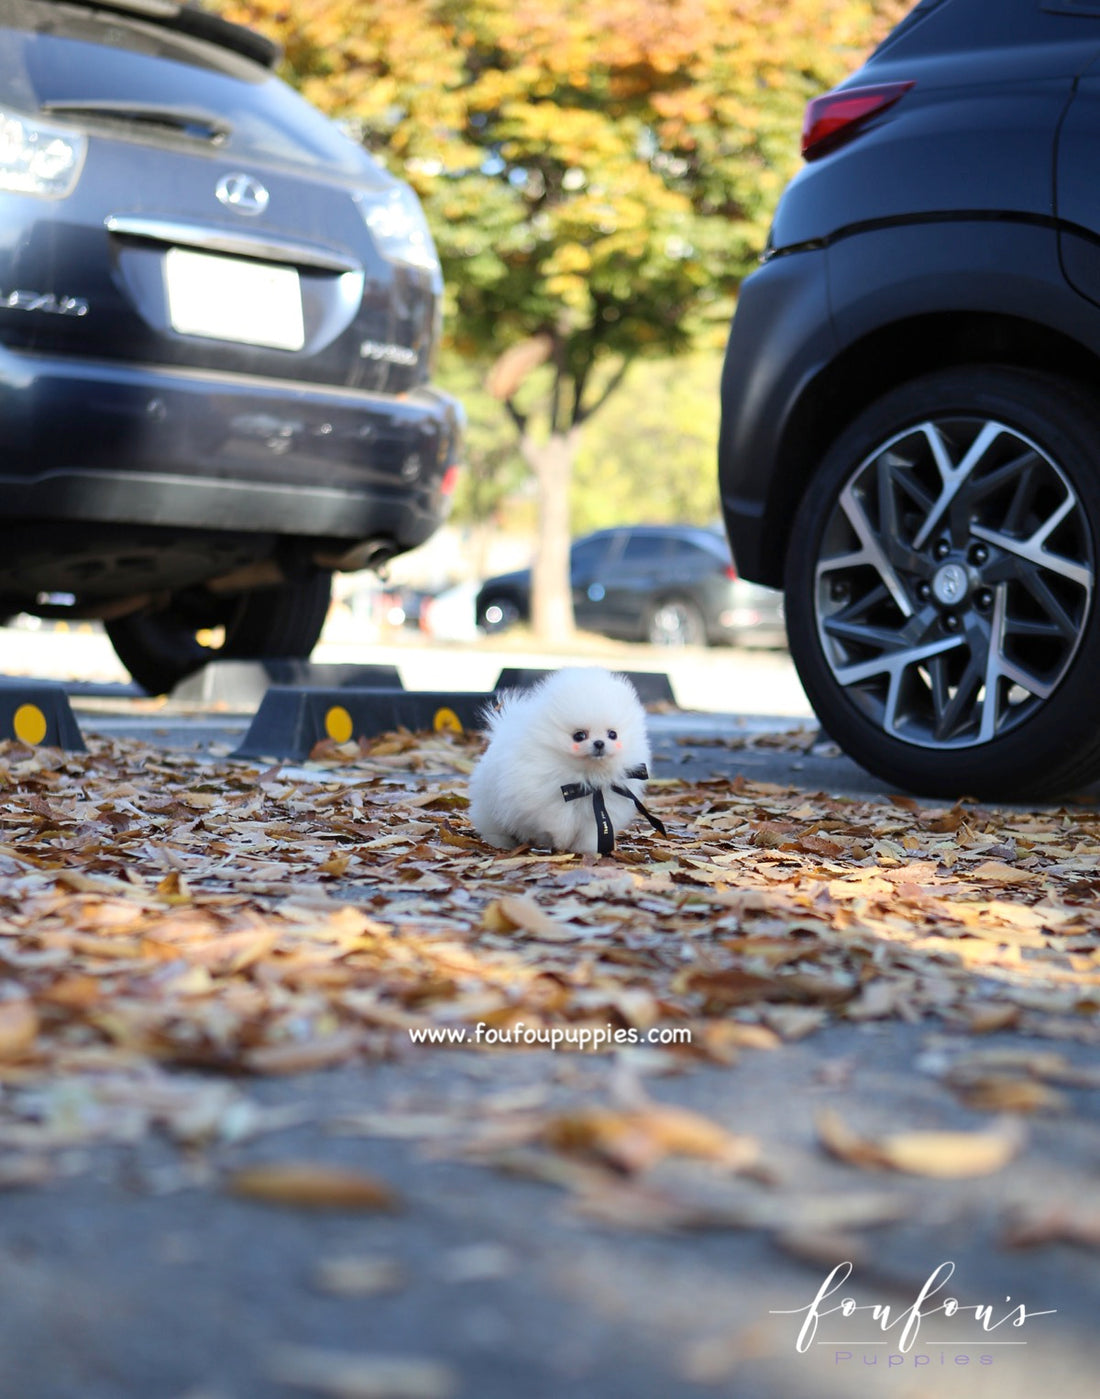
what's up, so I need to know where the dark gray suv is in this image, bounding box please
[0,0,462,693]
[719,0,1100,799]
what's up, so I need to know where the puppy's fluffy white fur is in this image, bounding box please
[468,667,651,853]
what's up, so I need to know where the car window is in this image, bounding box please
[2,0,377,178]
[570,537,613,571]
[619,534,671,564]
[870,0,952,56]
[666,538,710,565]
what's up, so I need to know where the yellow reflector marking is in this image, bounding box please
[13,704,48,745]
[433,706,463,734]
[324,705,354,744]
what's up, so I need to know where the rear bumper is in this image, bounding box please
[0,346,463,549]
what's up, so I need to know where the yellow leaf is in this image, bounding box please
[817,1110,1023,1177]
[882,1127,1023,1178]
[227,1162,400,1211]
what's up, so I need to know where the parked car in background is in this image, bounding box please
[0,0,461,693]
[475,525,785,647]
[419,580,481,642]
[719,0,1100,799]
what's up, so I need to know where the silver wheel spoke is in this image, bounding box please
[971,499,1091,589]
[833,634,964,688]
[816,481,914,618]
[977,586,1007,743]
[912,421,1004,550]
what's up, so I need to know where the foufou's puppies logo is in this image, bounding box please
[770,1261,1056,1367]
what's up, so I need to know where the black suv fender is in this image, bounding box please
[719,216,1100,588]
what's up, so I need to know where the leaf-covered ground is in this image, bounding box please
[0,725,1098,1242]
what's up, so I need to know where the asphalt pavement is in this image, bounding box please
[0,625,1098,1399]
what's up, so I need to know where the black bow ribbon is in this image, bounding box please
[560,763,666,855]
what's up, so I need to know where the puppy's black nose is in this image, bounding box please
[592,738,605,752]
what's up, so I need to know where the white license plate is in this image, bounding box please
[165,247,305,351]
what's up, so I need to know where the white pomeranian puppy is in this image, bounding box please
[467,667,665,854]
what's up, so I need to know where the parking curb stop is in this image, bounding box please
[231,687,495,760]
[0,681,86,751]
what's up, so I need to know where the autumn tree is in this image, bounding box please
[217,0,904,640]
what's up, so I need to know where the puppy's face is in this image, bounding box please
[566,720,626,768]
[554,704,643,779]
[529,670,647,779]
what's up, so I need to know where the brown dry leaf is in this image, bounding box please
[154,870,191,903]
[0,992,38,1059]
[540,1102,758,1175]
[1002,1203,1100,1250]
[481,894,583,942]
[243,1029,364,1075]
[226,1162,400,1211]
[309,738,364,763]
[268,1345,457,1399]
[844,977,916,1022]
[759,1005,829,1040]
[817,1109,1023,1177]
[969,860,1039,885]
[797,834,846,859]
[952,1077,1068,1114]
[181,790,221,810]
[182,927,280,975]
[816,1109,893,1170]
[960,1004,1021,1033]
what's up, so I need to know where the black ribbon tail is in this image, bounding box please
[591,788,615,855]
[561,770,663,852]
[611,782,667,837]
[560,782,615,853]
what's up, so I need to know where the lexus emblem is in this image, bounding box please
[215,172,270,216]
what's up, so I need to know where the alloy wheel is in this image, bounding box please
[647,599,704,646]
[813,415,1094,748]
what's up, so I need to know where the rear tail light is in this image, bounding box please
[0,108,86,198]
[801,81,914,161]
[354,184,441,277]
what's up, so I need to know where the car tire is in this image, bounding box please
[105,573,333,695]
[784,366,1100,799]
[645,597,706,646]
[478,594,523,633]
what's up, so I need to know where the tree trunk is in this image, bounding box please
[520,427,580,645]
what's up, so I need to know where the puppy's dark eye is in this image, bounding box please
[607,730,617,741]
[572,730,587,743]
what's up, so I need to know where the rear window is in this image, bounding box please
[870,0,954,57]
[873,0,1099,57]
[0,0,374,177]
